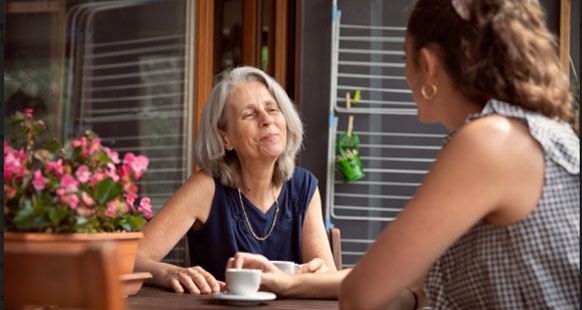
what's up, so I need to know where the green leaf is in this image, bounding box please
[42,140,62,151]
[30,212,51,230]
[97,152,113,164]
[31,122,45,135]
[72,147,81,159]
[117,217,133,231]
[11,114,25,124]
[127,216,147,230]
[29,195,52,230]
[13,198,34,229]
[35,191,53,210]
[95,178,122,205]
[64,140,81,160]
[48,206,67,225]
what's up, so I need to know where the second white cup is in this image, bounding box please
[271,260,300,274]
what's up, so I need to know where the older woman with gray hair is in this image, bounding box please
[135,66,336,294]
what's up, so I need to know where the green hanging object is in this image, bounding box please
[335,115,365,183]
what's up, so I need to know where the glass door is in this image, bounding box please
[5,0,197,266]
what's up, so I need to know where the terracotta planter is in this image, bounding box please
[4,231,143,275]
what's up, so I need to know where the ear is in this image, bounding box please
[219,129,234,151]
[418,47,440,82]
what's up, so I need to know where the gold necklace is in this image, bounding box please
[237,188,279,241]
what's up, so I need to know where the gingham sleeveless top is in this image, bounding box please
[425,100,580,309]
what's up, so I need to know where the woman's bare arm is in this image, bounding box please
[135,171,224,293]
[300,187,338,272]
[228,252,349,298]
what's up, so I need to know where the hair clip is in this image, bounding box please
[452,0,472,21]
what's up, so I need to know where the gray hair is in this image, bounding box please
[194,66,304,188]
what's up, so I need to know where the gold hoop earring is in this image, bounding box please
[421,84,438,100]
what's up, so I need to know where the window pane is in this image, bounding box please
[5,0,194,266]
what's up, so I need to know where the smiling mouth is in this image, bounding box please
[260,133,279,141]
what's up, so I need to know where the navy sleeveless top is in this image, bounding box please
[187,167,318,281]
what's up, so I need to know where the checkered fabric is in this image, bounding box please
[425,100,580,309]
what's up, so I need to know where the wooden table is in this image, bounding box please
[127,286,339,310]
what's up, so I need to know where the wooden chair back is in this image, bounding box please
[5,241,125,310]
[326,227,343,270]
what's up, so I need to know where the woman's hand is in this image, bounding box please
[228,252,351,299]
[296,258,330,274]
[161,265,225,294]
[226,252,295,296]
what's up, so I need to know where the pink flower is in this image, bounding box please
[126,192,138,207]
[32,170,46,191]
[4,153,19,181]
[4,141,16,158]
[5,186,17,199]
[70,139,82,148]
[139,197,151,209]
[60,174,79,192]
[89,172,106,186]
[106,163,119,182]
[103,147,120,164]
[79,137,88,157]
[75,165,91,183]
[4,170,11,182]
[56,188,66,196]
[89,137,101,155]
[46,159,64,176]
[123,152,135,163]
[81,191,95,206]
[124,153,149,180]
[122,178,138,194]
[120,165,130,178]
[131,155,149,178]
[106,199,118,218]
[24,109,33,118]
[61,194,80,210]
[17,148,27,162]
[138,197,153,219]
[4,147,27,182]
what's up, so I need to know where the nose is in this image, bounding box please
[259,111,274,127]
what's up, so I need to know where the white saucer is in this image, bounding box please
[212,291,276,306]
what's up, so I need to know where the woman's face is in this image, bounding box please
[220,81,287,164]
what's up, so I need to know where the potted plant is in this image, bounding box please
[4,109,153,292]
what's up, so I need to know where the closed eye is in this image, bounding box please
[243,112,256,119]
[266,104,280,113]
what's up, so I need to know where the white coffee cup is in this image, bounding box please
[225,268,261,295]
[271,260,300,274]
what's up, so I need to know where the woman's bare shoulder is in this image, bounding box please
[452,114,540,160]
[184,170,215,190]
[159,170,216,221]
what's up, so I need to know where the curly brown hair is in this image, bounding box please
[407,0,572,121]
